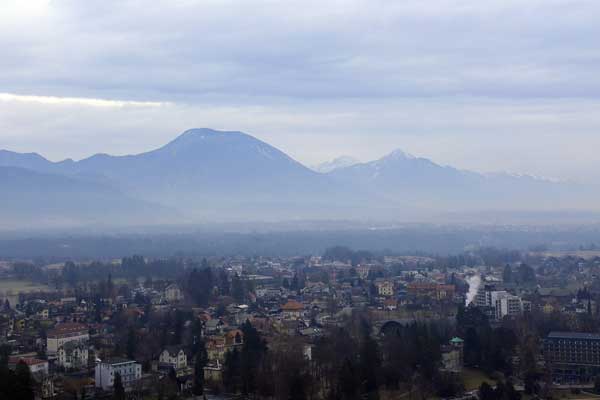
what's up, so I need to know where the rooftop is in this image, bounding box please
[547,331,600,340]
[281,300,304,311]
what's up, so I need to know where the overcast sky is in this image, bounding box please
[2,0,600,182]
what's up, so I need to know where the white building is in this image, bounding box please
[474,286,523,320]
[46,323,89,355]
[164,284,183,303]
[158,346,187,370]
[57,340,88,370]
[375,280,394,297]
[495,294,523,319]
[95,359,142,391]
[8,357,49,376]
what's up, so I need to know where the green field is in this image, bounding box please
[0,279,51,295]
[462,368,497,391]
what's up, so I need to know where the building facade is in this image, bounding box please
[159,346,187,370]
[95,359,142,391]
[57,340,88,370]
[544,331,600,383]
[46,323,89,355]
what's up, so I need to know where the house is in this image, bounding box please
[206,336,227,362]
[165,284,183,303]
[407,283,455,300]
[384,298,398,311]
[46,323,89,355]
[95,358,142,391]
[441,337,463,373]
[205,318,227,335]
[544,332,600,382]
[204,360,223,383]
[375,280,394,297]
[8,356,49,376]
[159,346,188,370]
[281,300,304,319]
[57,340,88,370]
[225,329,244,346]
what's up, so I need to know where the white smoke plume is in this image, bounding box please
[465,275,481,306]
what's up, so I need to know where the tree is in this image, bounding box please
[525,371,540,395]
[359,334,381,398]
[187,267,215,306]
[126,327,137,359]
[479,382,495,400]
[503,265,513,283]
[223,347,242,393]
[15,361,34,400]
[232,274,245,304]
[194,338,208,395]
[517,264,536,284]
[338,358,359,400]
[594,375,600,394]
[113,372,125,400]
[240,321,266,395]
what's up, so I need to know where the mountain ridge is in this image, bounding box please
[1,128,597,227]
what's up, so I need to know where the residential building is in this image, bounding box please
[374,280,394,297]
[407,283,455,300]
[46,323,89,355]
[57,340,88,370]
[544,331,600,383]
[8,356,49,376]
[281,300,304,319]
[164,284,183,303]
[494,293,523,319]
[95,358,142,391]
[159,346,187,370]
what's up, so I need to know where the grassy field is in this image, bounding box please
[549,390,600,400]
[535,250,600,260]
[462,368,497,391]
[0,279,51,295]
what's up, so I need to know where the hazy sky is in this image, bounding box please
[2,0,600,182]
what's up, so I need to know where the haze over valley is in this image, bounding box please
[1,128,598,229]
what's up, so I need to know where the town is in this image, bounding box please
[2,246,600,400]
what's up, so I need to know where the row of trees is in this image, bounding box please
[220,317,460,400]
[0,346,34,400]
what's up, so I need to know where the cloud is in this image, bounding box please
[3,0,600,101]
[0,93,168,108]
[1,0,600,183]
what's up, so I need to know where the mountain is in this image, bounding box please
[0,166,171,229]
[66,128,349,217]
[328,149,594,210]
[0,150,57,171]
[312,156,360,173]
[1,129,598,227]
[0,129,357,221]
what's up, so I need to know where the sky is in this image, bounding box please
[2,0,600,182]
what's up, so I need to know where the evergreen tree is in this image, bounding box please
[503,264,513,283]
[359,334,381,399]
[193,338,208,395]
[126,326,137,359]
[338,358,359,400]
[15,361,34,400]
[232,274,245,304]
[113,372,126,400]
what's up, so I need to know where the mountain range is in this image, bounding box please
[0,128,597,229]
[312,156,360,173]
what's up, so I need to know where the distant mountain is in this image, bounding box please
[312,156,360,173]
[328,149,596,210]
[0,166,171,229]
[0,150,57,171]
[0,129,355,221]
[1,129,598,227]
